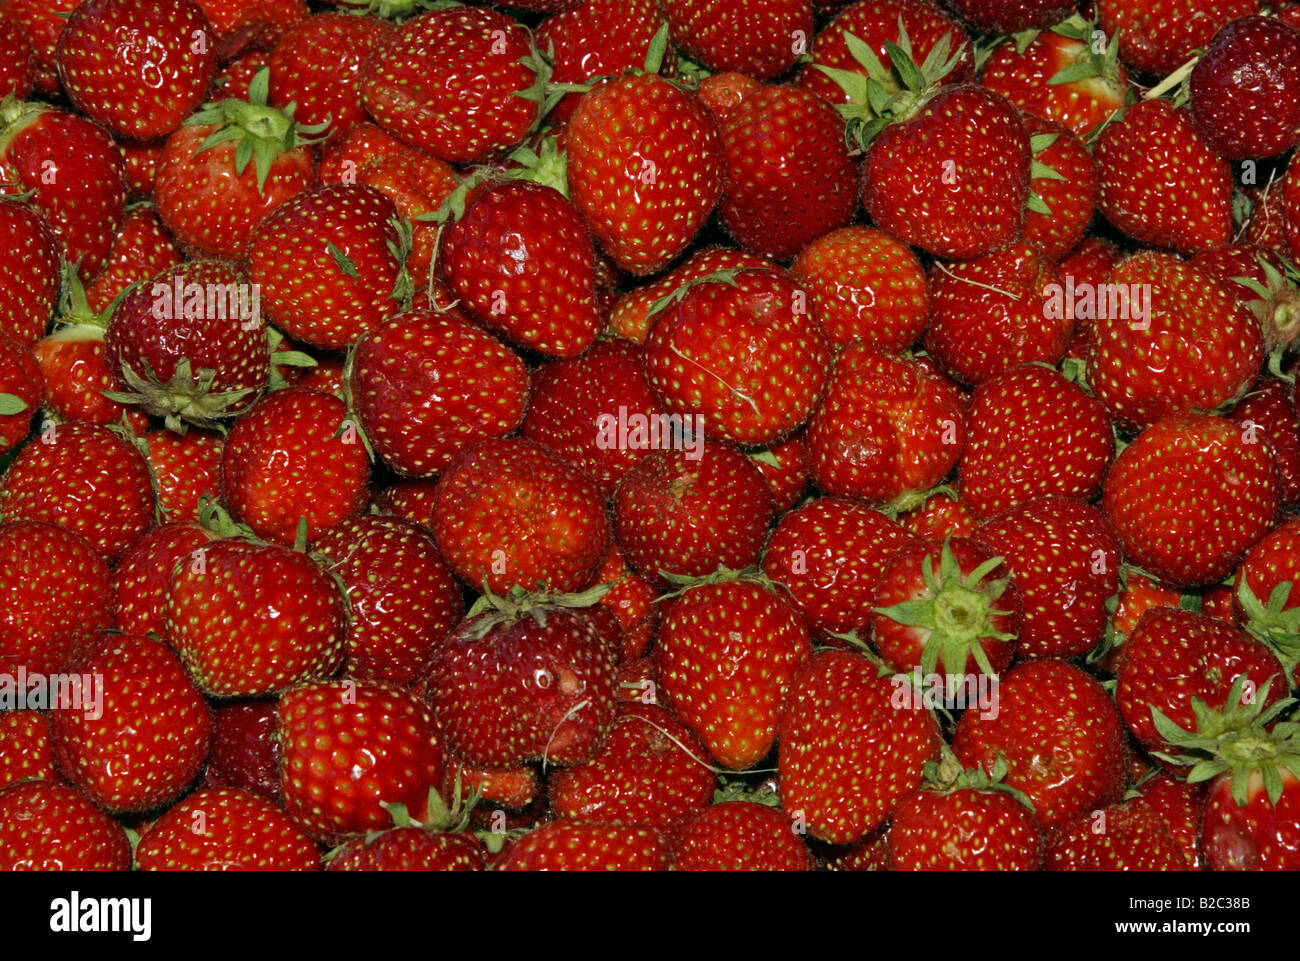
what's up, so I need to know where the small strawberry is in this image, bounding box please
[494,822,673,871]
[898,488,978,540]
[1127,774,1206,870]
[593,542,659,662]
[0,780,131,871]
[135,788,321,870]
[947,0,1073,33]
[202,699,282,802]
[0,0,77,98]
[1190,245,1300,356]
[83,206,183,315]
[673,800,814,871]
[325,817,484,872]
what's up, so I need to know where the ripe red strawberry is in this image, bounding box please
[779,649,941,845]
[120,139,166,201]
[220,387,370,546]
[494,821,673,870]
[202,699,282,802]
[361,8,540,164]
[0,330,40,450]
[973,497,1120,660]
[567,72,724,276]
[925,243,1067,386]
[1231,384,1300,497]
[431,438,609,596]
[804,343,966,507]
[1093,100,1232,256]
[1,421,152,565]
[1116,607,1285,754]
[140,428,223,522]
[0,520,113,677]
[612,442,774,587]
[439,179,602,358]
[1102,414,1278,587]
[790,226,929,351]
[104,259,270,430]
[656,578,810,770]
[0,0,77,98]
[313,514,463,687]
[1127,774,1206,870]
[0,198,59,345]
[0,103,126,279]
[1097,0,1260,77]
[442,755,541,814]
[197,0,305,60]
[83,206,183,314]
[0,780,131,871]
[166,537,347,697]
[50,632,212,812]
[56,0,216,142]
[1246,181,1289,254]
[673,801,814,871]
[1190,16,1300,160]
[763,497,918,637]
[697,71,763,120]
[888,754,1044,871]
[426,600,619,769]
[980,22,1129,140]
[1060,235,1123,360]
[748,432,808,513]
[268,12,392,141]
[247,184,407,351]
[960,365,1113,518]
[155,69,317,260]
[1088,253,1262,432]
[279,679,444,844]
[136,787,321,870]
[548,703,716,831]
[113,520,213,638]
[643,267,831,447]
[0,709,55,790]
[663,0,810,79]
[1020,115,1097,262]
[873,537,1022,680]
[1189,244,1300,355]
[1104,569,1182,664]
[947,0,1073,33]
[1044,801,1188,870]
[592,543,659,662]
[899,489,978,540]
[863,85,1031,261]
[1232,517,1300,680]
[716,84,856,260]
[326,825,484,871]
[0,16,35,99]
[349,310,529,478]
[953,659,1127,828]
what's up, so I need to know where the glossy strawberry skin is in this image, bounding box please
[1231,380,1300,507]
[674,801,814,871]
[201,699,282,802]
[889,788,1043,871]
[0,198,60,345]
[1021,114,1097,262]
[0,329,40,449]
[1045,802,1188,871]
[1201,768,1300,871]
[494,822,673,871]
[349,310,530,478]
[1097,0,1261,77]
[0,780,131,871]
[664,0,811,79]
[0,17,35,99]
[142,429,224,522]
[325,828,483,871]
[136,788,321,871]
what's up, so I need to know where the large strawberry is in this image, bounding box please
[136,788,321,870]
[0,780,131,871]
[663,0,811,79]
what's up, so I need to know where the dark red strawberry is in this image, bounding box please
[494,822,673,870]
[0,0,77,98]
[0,710,55,789]
[202,699,282,801]
[947,0,1073,33]
[326,825,483,871]
[0,198,59,345]
[140,428,224,522]
[899,489,978,540]
[0,16,35,99]
[1097,0,1260,77]
[1128,774,1206,870]
[1232,380,1300,506]
[1060,236,1123,361]
[136,787,321,870]
[673,800,814,871]
[0,780,130,871]
[1044,801,1187,870]
[1232,517,1300,680]
[348,309,530,478]
[748,433,808,513]
[0,330,40,450]
[663,0,810,79]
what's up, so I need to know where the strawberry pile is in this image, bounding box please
[5,0,1300,874]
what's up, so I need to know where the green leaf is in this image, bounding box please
[0,394,27,416]
[328,242,359,279]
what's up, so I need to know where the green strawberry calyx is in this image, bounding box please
[463,582,614,637]
[1152,674,1300,808]
[103,355,260,435]
[1230,252,1300,359]
[1236,577,1300,675]
[918,745,1036,812]
[657,565,780,601]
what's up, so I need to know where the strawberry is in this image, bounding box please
[979,17,1130,139]
[673,800,814,871]
[717,84,857,260]
[0,0,77,98]
[0,330,40,450]
[804,343,966,507]
[0,16,35,98]
[0,198,59,345]
[643,267,831,447]
[247,183,408,351]
[313,514,464,687]
[790,226,929,351]
[0,103,126,279]
[1101,414,1278,587]
[220,386,370,546]
[494,822,673,871]
[1127,774,1206,870]
[959,364,1113,518]
[521,340,662,499]
[779,649,941,845]
[1190,244,1300,355]
[431,437,610,596]
[197,0,305,61]
[656,577,810,770]
[548,703,716,831]
[154,68,318,260]
[697,71,763,121]
[1245,181,1289,254]
[612,442,774,587]
[763,497,918,637]
[1088,253,1262,432]
[1020,114,1097,262]
[426,596,619,769]
[325,825,484,871]
[567,71,724,276]
[0,520,114,677]
[50,632,212,812]
[55,0,216,142]
[202,699,282,802]
[1190,16,1300,160]
[165,536,347,697]
[83,206,183,315]
[872,537,1022,680]
[1093,100,1232,256]
[972,497,1121,660]
[1,420,153,565]
[135,787,321,870]
[1232,517,1300,680]
[0,710,54,789]
[748,433,808,513]
[104,259,270,431]
[1044,801,1187,870]
[438,179,602,358]
[899,488,978,540]
[1116,606,1285,754]
[593,543,659,662]
[946,0,1073,33]
[663,0,811,79]
[140,428,224,522]
[925,243,1068,386]
[0,780,131,871]
[888,753,1044,871]
[1096,0,1260,77]
[1060,235,1122,361]
[952,659,1127,828]
[360,8,541,165]
[120,139,166,201]
[1106,569,1182,659]
[441,756,540,814]
[113,520,213,638]
[279,680,444,844]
